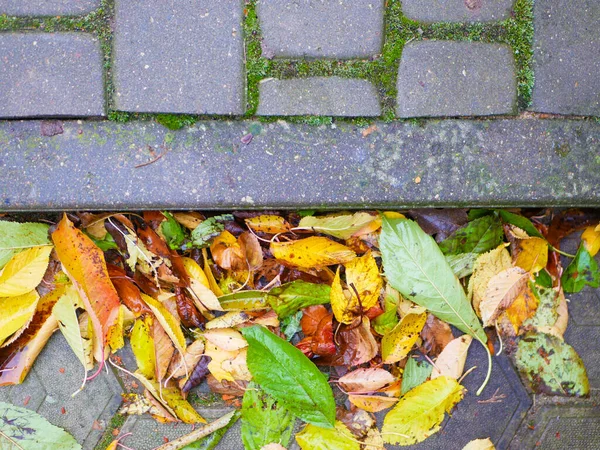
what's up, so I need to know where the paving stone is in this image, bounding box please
[530,0,600,116]
[257,0,385,59]
[0,33,105,118]
[1,119,600,210]
[256,77,381,117]
[396,41,517,118]
[0,333,123,450]
[401,0,514,23]
[0,0,100,16]
[112,0,245,115]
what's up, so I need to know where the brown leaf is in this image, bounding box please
[153,320,175,381]
[338,368,396,394]
[408,209,468,241]
[420,314,454,357]
[210,231,246,271]
[40,120,63,137]
[175,289,204,328]
[107,264,151,317]
[206,375,247,396]
[239,231,263,271]
[336,407,376,438]
[322,317,378,366]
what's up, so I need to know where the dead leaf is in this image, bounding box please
[203,328,247,352]
[480,267,529,327]
[420,314,454,357]
[348,394,399,413]
[382,307,427,364]
[361,124,378,138]
[468,244,512,316]
[431,335,472,380]
[245,215,291,234]
[582,225,600,257]
[270,236,356,269]
[338,368,396,393]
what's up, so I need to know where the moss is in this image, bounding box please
[155,114,198,130]
[93,413,126,450]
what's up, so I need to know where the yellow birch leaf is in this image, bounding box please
[431,335,472,380]
[271,236,356,269]
[462,438,496,450]
[514,237,548,273]
[0,290,40,347]
[203,328,247,351]
[140,293,186,353]
[348,395,399,413]
[382,377,465,445]
[107,305,125,353]
[245,215,291,234]
[0,246,52,297]
[131,316,156,380]
[381,307,427,364]
[582,225,600,257]
[468,244,512,316]
[480,267,529,327]
[297,212,376,240]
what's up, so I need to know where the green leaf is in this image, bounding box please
[296,421,359,450]
[524,284,559,330]
[297,212,375,240]
[161,211,186,250]
[561,244,600,293]
[446,253,478,278]
[382,377,464,445]
[0,221,50,270]
[87,232,118,252]
[497,210,544,238]
[373,290,399,336]
[439,215,504,256]
[241,383,294,450]
[182,411,241,450]
[467,209,493,221]
[267,281,331,318]
[401,358,433,395]
[218,291,268,311]
[0,401,81,449]
[281,311,303,341]
[516,333,589,397]
[191,215,234,248]
[380,217,486,344]
[535,269,553,288]
[241,325,336,428]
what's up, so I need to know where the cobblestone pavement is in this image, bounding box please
[1,0,600,449]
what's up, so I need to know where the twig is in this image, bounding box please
[135,145,167,169]
[151,411,236,450]
[478,387,506,404]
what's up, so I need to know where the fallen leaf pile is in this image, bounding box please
[0,209,597,449]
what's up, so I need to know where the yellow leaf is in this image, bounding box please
[168,339,204,380]
[181,257,210,288]
[348,395,399,413]
[514,236,548,273]
[296,421,360,450]
[210,231,245,271]
[381,307,427,364]
[141,293,186,353]
[480,267,529,327]
[462,438,496,450]
[582,225,600,257]
[0,246,52,297]
[205,311,249,329]
[131,316,156,380]
[182,257,222,312]
[382,377,465,445]
[330,268,352,324]
[0,290,40,346]
[270,236,356,269]
[468,245,512,316]
[205,341,239,382]
[202,249,223,296]
[221,348,251,381]
[431,335,472,380]
[245,215,291,234]
[499,285,539,336]
[297,212,376,240]
[107,305,125,353]
[203,328,247,351]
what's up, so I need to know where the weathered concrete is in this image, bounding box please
[112,0,245,115]
[257,0,385,59]
[401,0,515,23]
[0,33,105,118]
[0,333,123,450]
[397,41,517,118]
[0,0,100,16]
[1,119,599,211]
[257,77,381,117]
[530,0,600,116]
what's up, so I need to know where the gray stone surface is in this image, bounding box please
[257,77,381,117]
[401,0,515,23]
[0,33,105,118]
[257,0,385,59]
[397,41,517,118]
[112,0,245,115]
[530,0,600,116]
[0,0,100,16]
[0,333,123,450]
[1,119,600,210]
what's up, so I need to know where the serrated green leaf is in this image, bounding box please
[439,215,504,256]
[401,358,433,395]
[161,211,186,250]
[241,325,336,428]
[535,269,553,288]
[382,377,465,445]
[562,244,600,293]
[0,401,81,449]
[380,217,486,344]
[298,212,375,240]
[497,211,544,239]
[0,221,51,270]
[191,215,233,248]
[296,421,360,450]
[373,289,399,336]
[241,383,294,450]
[281,311,303,341]
[267,281,331,318]
[516,333,589,397]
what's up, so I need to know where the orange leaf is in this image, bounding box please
[51,215,121,361]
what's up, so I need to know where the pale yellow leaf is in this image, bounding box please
[0,246,52,297]
[141,293,186,353]
[205,341,239,382]
[182,257,222,312]
[168,339,205,380]
[363,428,386,450]
[582,225,600,257]
[0,290,39,347]
[205,311,250,329]
[462,438,496,450]
[480,267,529,327]
[221,348,251,381]
[296,421,359,450]
[203,328,247,351]
[338,368,396,393]
[297,212,376,240]
[431,335,472,380]
[382,308,427,364]
[245,215,291,234]
[348,395,399,413]
[270,236,356,269]
[468,244,512,317]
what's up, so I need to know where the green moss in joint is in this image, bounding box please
[155,114,198,130]
[93,413,126,450]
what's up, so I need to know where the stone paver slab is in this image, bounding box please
[257,77,381,117]
[113,0,245,115]
[0,333,123,450]
[0,33,105,118]
[0,0,100,16]
[530,0,600,116]
[401,0,514,23]
[397,41,517,118]
[257,0,385,59]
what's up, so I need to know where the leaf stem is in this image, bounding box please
[549,245,576,258]
[476,340,492,396]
